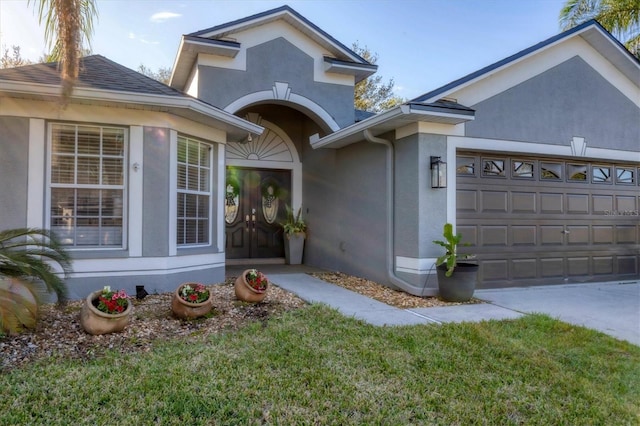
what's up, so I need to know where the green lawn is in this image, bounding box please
[1,305,638,425]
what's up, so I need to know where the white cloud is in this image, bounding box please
[149,12,181,23]
[128,32,159,45]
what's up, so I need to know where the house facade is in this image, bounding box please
[1,6,638,298]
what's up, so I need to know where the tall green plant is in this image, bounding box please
[0,228,72,335]
[433,223,473,277]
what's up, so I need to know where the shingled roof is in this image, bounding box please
[0,54,184,97]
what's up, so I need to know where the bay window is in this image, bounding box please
[49,124,126,248]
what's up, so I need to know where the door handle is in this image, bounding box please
[561,229,570,234]
[251,214,256,231]
[245,215,250,229]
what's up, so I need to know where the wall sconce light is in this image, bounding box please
[430,156,447,188]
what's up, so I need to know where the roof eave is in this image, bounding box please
[311,104,474,149]
[412,21,640,104]
[170,36,241,90]
[0,80,263,141]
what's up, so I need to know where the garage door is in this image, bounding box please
[456,152,640,288]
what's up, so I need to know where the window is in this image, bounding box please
[513,160,534,178]
[49,124,126,247]
[615,167,635,184]
[456,156,475,175]
[177,136,211,246]
[482,158,505,177]
[568,164,588,182]
[540,162,562,180]
[592,166,612,184]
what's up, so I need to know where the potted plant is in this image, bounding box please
[171,282,213,319]
[433,223,478,302]
[234,269,269,303]
[282,205,306,265]
[80,286,132,335]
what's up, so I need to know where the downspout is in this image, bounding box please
[363,130,438,297]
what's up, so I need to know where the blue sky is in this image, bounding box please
[1,0,568,99]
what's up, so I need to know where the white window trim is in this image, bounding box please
[175,132,214,249]
[45,122,129,250]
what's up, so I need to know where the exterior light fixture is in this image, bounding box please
[430,156,447,188]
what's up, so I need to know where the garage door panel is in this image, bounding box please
[616,225,637,243]
[512,226,536,245]
[457,152,640,287]
[482,260,508,281]
[512,259,537,279]
[616,195,637,211]
[593,195,613,213]
[567,226,589,244]
[541,258,564,277]
[593,257,614,275]
[481,226,507,246]
[540,226,564,245]
[618,256,639,275]
[567,257,589,276]
[512,192,536,213]
[456,225,477,247]
[482,191,507,213]
[567,194,589,214]
[457,190,478,212]
[593,226,614,244]
[541,193,563,213]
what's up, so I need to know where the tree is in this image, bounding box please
[0,228,71,335]
[28,0,98,102]
[560,0,640,57]
[1,46,33,69]
[352,42,405,113]
[137,64,172,85]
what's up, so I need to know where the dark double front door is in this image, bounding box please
[225,167,291,259]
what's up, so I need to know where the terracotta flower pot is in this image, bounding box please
[171,282,214,319]
[80,290,132,335]
[234,270,269,303]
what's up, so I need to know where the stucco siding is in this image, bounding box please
[0,116,29,229]
[319,141,389,283]
[466,56,640,151]
[198,38,355,128]
[142,127,171,257]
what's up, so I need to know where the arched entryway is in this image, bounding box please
[225,113,301,260]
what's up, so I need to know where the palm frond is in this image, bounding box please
[0,228,71,303]
[0,278,39,335]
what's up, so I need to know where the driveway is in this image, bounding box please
[474,281,640,346]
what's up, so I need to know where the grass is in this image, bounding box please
[1,305,638,425]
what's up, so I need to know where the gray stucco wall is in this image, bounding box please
[0,116,29,230]
[142,127,171,257]
[198,38,356,129]
[465,56,640,150]
[303,138,390,284]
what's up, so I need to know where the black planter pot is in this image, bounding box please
[436,263,479,302]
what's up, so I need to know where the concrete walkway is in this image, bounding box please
[269,273,640,346]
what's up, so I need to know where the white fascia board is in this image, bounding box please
[310,105,409,149]
[419,25,630,104]
[311,105,474,149]
[0,80,263,135]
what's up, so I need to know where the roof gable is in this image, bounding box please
[411,20,639,105]
[170,5,376,89]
